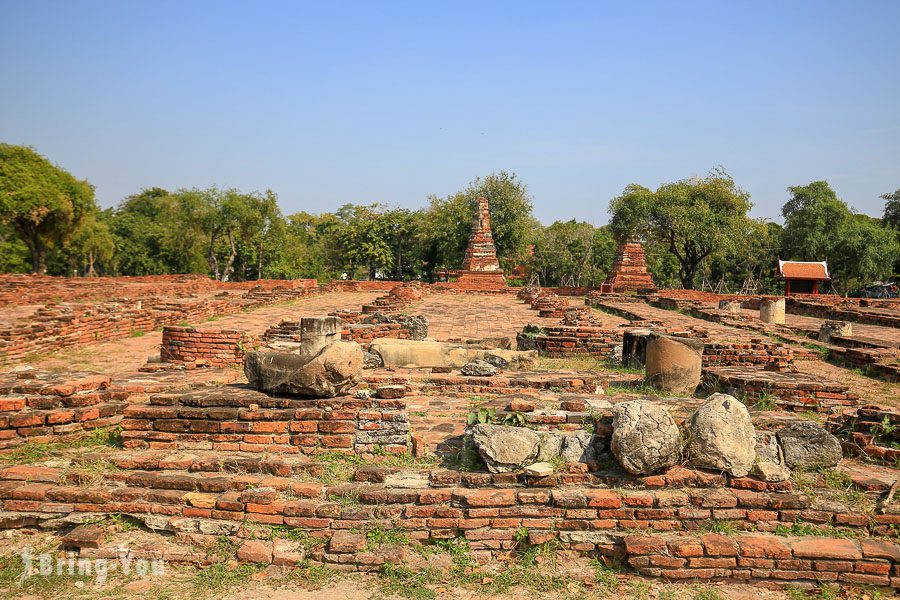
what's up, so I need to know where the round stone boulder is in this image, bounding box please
[644,333,704,395]
[776,421,842,470]
[686,393,756,477]
[611,400,682,475]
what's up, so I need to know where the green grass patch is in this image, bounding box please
[365,525,409,548]
[0,426,123,465]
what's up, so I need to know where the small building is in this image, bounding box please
[777,260,830,295]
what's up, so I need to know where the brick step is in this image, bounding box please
[106,449,318,476]
[361,370,605,395]
[622,533,899,588]
[1,460,894,538]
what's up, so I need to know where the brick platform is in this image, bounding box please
[0,283,321,362]
[0,370,129,449]
[158,326,253,369]
[121,385,410,455]
[705,366,861,412]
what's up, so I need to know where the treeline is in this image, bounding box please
[1,143,898,293]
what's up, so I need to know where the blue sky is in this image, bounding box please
[1,1,898,224]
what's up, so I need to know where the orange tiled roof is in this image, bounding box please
[777,260,830,280]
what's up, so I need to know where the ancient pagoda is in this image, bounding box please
[453,196,508,289]
[602,239,656,293]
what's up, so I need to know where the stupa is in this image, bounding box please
[452,196,508,289]
[602,239,656,293]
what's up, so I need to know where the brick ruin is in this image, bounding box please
[0,274,898,594]
[602,240,657,293]
[450,196,509,290]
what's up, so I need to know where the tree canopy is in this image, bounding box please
[1,143,897,295]
[608,169,755,289]
[780,181,898,293]
[0,144,98,273]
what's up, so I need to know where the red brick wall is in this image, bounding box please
[160,326,253,368]
[0,372,129,449]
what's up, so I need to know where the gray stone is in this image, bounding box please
[384,471,430,488]
[363,351,384,369]
[777,421,842,470]
[753,432,791,482]
[397,315,429,341]
[297,316,342,359]
[516,324,545,352]
[482,353,510,369]
[470,424,540,473]
[686,393,756,477]
[560,431,602,464]
[611,400,682,475]
[460,360,497,377]
[644,334,704,395]
[244,340,363,397]
[719,300,742,314]
[818,320,852,344]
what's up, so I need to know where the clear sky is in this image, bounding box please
[1,0,898,224]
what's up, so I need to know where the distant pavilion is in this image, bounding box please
[777,260,830,295]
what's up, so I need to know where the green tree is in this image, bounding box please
[107,187,203,275]
[608,169,754,289]
[781,181,900,293]
[421,171,539,277]
[69,213,116,276]
[0,144,97,273]
[830,214,898,294]
[530,220,615,286]
[333,203,396,280]
[780,181,850,262]
[883,188,900,230]
[0,221,30,273]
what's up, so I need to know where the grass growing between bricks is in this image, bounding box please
[379,538,595,600]
[0,426,124,465]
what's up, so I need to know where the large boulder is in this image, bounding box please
[470,424,540,473]
[470,426,604,473]
[776,421,842,470]
[611,400,682,475]
[686,393,756,477]
[244,341,363,397]
[753,431,791,482]
[644,334,704,395]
